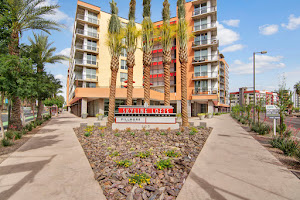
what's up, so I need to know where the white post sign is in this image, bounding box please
[266,105,280,136]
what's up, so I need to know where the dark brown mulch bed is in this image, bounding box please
[0,120,50,164]
[235,119,300,172]
[74,126,212,200]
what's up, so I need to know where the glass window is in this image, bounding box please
[86,82,96,88]
[121,60,127,70]
[87,54,96,65]
[121,48,127,57]
[87,40,97,51]
[120,72,128,83]
[86,68,96,79]
[87,26,97,37]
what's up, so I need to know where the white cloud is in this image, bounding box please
[55,74,66,81]
[222,19,240,27]
[281,14,300,30]
[217,23,240,46]
[230,55,286,75]
[40,0,74,33]
[221,44,245,53]
[58,48,71,57]
[259,24,279,35]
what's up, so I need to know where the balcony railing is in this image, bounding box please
[193,23,217,31]
[192,72,218,79]
[192,39,218,47]
[75,44,99,52]
[193,55,218,63]
[75,59,98,66]
[76,29,99,38]
[193,88,218,95]
[77,14,99,25]
[193,6,217,16]
[75,75,98,81]
[151,80,176,87]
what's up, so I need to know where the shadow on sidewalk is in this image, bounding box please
[0,155,56,200]
[18,135,61,152]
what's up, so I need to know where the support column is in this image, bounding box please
[208,100,214,114]
[98,98,104,114]
[187,100,192,118]
[81,98,88,118]
[176,100,181,114]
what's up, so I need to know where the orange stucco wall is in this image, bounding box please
[77,1,100,11]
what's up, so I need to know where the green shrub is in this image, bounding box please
[116,159,133,168]
[1,138,13,147]
[5,131,15,139]
[114,133,120,137]
[164,150,181,158]
[258,123,271,135]
[129,173,151,188]
[280,139,299,156]
[84,132,91,137]
[160,132,166,135]
[110,151,120,157]
[276,124,287,133]
[14,131,23,140]
[21,129,27,135]
[155,159,173,170]
[176,132,181,136]
[145,132,150,136]
[25,123,33,131]
[130,132,135,136]
[136,151,151,158]
[284,130,292,138]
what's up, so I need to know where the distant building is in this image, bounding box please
[230,88,278,107]
[294,90,300,108]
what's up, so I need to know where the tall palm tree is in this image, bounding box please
[26,33,67,120]
[6,0,61,130]
[161,0,173,106]
[294,81,300,96]
[126,0,139,105]
[142,0,154,105]
[177,0,189,127]
[107,0,123,128]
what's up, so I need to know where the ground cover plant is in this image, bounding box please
[74,126,212,200]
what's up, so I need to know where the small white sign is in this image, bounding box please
[266,105,280,119]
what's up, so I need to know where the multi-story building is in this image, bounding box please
[67,0,230,117]
[294,90,300,108]
[230,88,278,107]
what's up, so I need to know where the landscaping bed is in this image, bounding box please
[74,126,212,200]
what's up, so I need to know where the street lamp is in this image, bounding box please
[253,51,267,123]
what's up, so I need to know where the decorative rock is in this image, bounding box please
[189,122,194,126]
[199,122,207,128]
[167,190,177,196]
[94,122,100,127]
[119,188,127,196]
[80,123,87,128]
[144,185,156,192]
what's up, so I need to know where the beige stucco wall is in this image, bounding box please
[97,11,143,89]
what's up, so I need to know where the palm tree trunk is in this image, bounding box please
[179,47,189,127]
[163,50,171,106]
[107,57,119,128]
[37,99,44,120]
[31,101,36,120]
[143,52,152,105]
[0,94,4,139]
[10,96,22,130]
[126,52,135,106]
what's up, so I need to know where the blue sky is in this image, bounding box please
[21,0,300,100]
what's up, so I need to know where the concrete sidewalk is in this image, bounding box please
[177,114,300,200]
[0,112,106,200]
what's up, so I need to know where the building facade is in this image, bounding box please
[294,90,300,108]
[67,0,230,117]
[230,89,278,107]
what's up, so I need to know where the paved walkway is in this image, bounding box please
[178,114,300,200]
[0,112,106,200]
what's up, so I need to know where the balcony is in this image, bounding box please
[151,80,176,87]
[75,74,98,82]
[77,14,99,26]
[75,44,99,54]
[193,23,217,34]
[75,59,98,68]
[192,88,218,95]
[192,72,218,80]
[192,7,217,19]
[192,55,218,65]
[76,29,99,40]
[192,39,219,50]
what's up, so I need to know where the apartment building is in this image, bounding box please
[293,90,300,108]
[230,88,278,107]
[67,0,230,117]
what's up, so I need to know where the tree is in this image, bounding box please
[160,0,174,106]
[0,55,35,131]
[44,95,64,116]
[24,33,67,120]
[142,0,154,105]
[126,0,140,105]
[177,0,189,127]
[106,0,123,128]
[294,81,300,96]
[6,0,62,129]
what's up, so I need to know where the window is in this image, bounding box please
[86,82,96,88]
[86,68,96,79]
[194,65,208,77]
[87,54,97,65]
[88,11,98,24]
[121,48,127,57]
[120,72,128,83]
[87,40,97,51]
[87,26,97,37]
[120,60,127,70]
[195,80,208,92]
[195,49,208,60]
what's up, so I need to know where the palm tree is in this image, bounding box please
[6,0,61,130]
[126,0,139,105]
[107,0,123,128]
[294,81,300,96]
[177,0,189,127]
[26,33,67,120]
[142,0,154,105]
[161,0,173,106]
